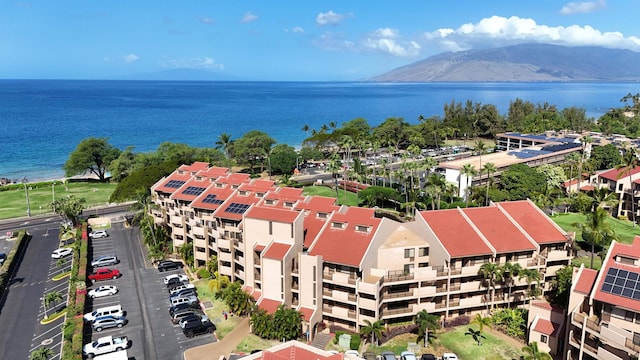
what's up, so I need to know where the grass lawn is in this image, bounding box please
[551,212,640,244]
[0,181,117,220]
[302,185,360,206]
[572,255,603,270]
[435,326,523,360]
[193,279,242,339]
[235,335,280,354]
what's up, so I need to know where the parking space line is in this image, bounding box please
[32,324,63,341]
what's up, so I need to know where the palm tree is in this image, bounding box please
[519,268,541,306]
[616,146,639,226]
[360,319,385,346]
[521,341,553,360]
[474,140,488,174]
[576,136,593,195]
[414,309,440,347]
[565,152,581,194]
[461,164,477,207]
[327,152,342,202]
[590,187,619,212]
[30,346,54,360]
[425,173,446,210]
[208,271,231,294]
[470,313,492,333]
[574,206,617,269]
[479,262,499,313]
[501,262,523,307]
[43,291,62,318]
[215,132,233,159]
[464,327,486,346]
[482,162,497,206]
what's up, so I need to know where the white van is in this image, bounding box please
[84,304,124,322]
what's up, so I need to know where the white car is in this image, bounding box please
[51,247,73,259]
[88,285,118,298]
[442,353,459,360]
[89,230,108,239]
[163,274,188,285]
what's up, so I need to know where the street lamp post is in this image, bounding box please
[22,177,31,217]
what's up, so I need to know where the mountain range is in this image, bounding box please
[369,43,640,82]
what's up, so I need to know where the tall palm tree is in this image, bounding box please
[574,206,617,269]
[327,152,342,201]
[501,262,523,307]
[616,146,639,226]
[519,268,541,306]
[215,132,233,159]
[576,136,593,195]
[474,140,488,174]
[521,341,553,360]
[425,173,446,210]
[414,309,440,347]
[43,291,62,318]
[479,262,499,313]
[590,187,619,212]
[470,313,492,333]
[30,347,54,360]
[483,162,497,206]
[461,164,477,207]
[208,271,231,294]
[565,152,581,194]
[360,319,385,346]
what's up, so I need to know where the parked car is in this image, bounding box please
[165,277,188,288]
[88,268,121,282]
[362,352,378,360]
[89,230,108,239]
[88,285,118,298]
[344,350,360,358]
[442,353,459,360]
[163,273,188,285]
[92,315,128,332]
[82,335,129,358]
[84,305,124,322]
[168,283,195,294]
[381,351,396,360]
[170,294,199,307]
[169,302,200,317]
[169,288,197,300]
[400,351,417,360]
[91,255,119,267]
[51,247,73,259]
[181,318,216,338]
[171,308,202,324]
[0,252,6,266]
[157,260,183,272]
[178,313,208,327]
[420,354,437,360]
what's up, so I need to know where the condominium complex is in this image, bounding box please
[567,238,640,360]
[151,162,573,338]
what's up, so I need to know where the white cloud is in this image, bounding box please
[361,28,421,57]
[560,0,606,15]
[242,12,258,24]
[422,15,640,52]
[123,54,139,63]
[316,10,348,26]
[291,26,304,33]
[162,56,224,70]
[199,17,214,25]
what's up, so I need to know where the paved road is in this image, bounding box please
[0,224,63,360]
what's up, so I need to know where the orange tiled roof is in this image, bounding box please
[258,298,282,314]
[197,166,229,179]
[599,166,640,181]
[154,171,194,194]
[462,207,537,253]
[298,306,315,322]
[308,207,380,267]
[246,206,300,223]
[212,193,256,220]
[178,161,210,173]
[419,209,493,258]
[264,242,291,260]
[251,341,344,360]
[171,176,212,202]
[239,178,277,193]
[533,318,560,336]
[496,200,567,244]
[574,267,598,295]
[190,186,234,210]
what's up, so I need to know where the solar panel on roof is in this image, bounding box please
[165,180,186,188]
[601,267,640,301]
[224,202,250,214]
[202,194,224,205]
[182,186,205,196]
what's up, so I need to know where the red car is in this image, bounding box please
[88,268,121,282]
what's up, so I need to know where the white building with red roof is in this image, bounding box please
[595,166,640,221]
[566,238,640,360]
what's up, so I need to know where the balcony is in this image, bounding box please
[219,251,232,262]
[449,299,460,307]
[218,238,231,249]
[384,290,413,299]
[291,282,299,290]
[626,338,640,353]
[449,284,461,291]
[435,302,446,309]
[385,270,414,282]
[194,237,207,249]
[323,271,357,285]
[382,307,411,317]
[254,257,261,266]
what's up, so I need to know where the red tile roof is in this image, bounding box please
[258,298,282,314]
[308,207,380,267]
[462,207,537,253]
[298,306,315,322]
[574,267,598,295]
[154,171,193,194]
[178,161,210,173]
[294,196,339,212]
[295,196,339,249]
[533,318,561,336]
[190,186,235,210]
[217,172,252,187]
[593,239,640,313]
[239,178,276,193]
[246,206,300,223]
[212,193,255,220]
[171,177,212,202]
[255,244,265,252]
[419,209,493,258]
[599,166,640,181]
[197,166,229,179]
[249,341,344,360]
[264,242,292,260]
[496,200,567,244]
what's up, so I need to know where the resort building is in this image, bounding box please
[566,238,640,360]
[150,162,573,339]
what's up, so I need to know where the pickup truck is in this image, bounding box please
[88,268,121,282]
[82,335,129,358]
[93,350,128,360]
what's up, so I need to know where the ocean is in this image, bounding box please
[0,80,638,182]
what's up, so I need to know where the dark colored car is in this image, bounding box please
[88,268,121,282]
[381,351,396,360]
[420,355,437,360]
[169,302,200,316]
[166,277,188,289]
[157,260,183,272]
[0,253,6,266]
[181,318,216,338]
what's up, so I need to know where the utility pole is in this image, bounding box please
[23,177,31,217]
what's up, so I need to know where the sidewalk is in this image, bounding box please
[184,317,250,360]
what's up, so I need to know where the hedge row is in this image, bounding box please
[61,224,89,360]
[0,231,29,298]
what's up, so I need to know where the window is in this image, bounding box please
[540,334,548,343]
[404,248,415,258]
[356,225,370,233]
[404,264,414,273]
[332,222,345,229]
[619,183,624,191]
[317,212,328,219]
[419,262,429,268]
[269,221,273,235]
[419,247,429,257]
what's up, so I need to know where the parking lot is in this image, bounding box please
[84,221,215,360]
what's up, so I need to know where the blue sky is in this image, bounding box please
[1,0,639,80]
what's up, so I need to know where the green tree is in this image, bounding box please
[208,271,231,295]
[550,265,574,306]
[479,262,499,313]
[272,305,303,341]
[471,313,492,333]
[574,207,617,268]
[519,268,542,305]
[30,347,54,360]
[176,244,194,268]
[483,162,497,206]
[465,327,486,346]
[43,291,62,318]
[269,144,297,175]
[522,341,552,360]
[616,147,640,226]
[64,137,121,181]
[500,164,546,200]
[250,308,273,338]
[501,262,523,307]
[414,310,440,347]
[474,140,488,173]
[461,164,477,207]
[233,130,276,174]
[51,195,86,226]
[215,132,234,159]
[109,146,136,181]
[360,319,385,346]
[589,144,622,170]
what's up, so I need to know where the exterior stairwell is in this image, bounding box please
[310,332,333,350]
